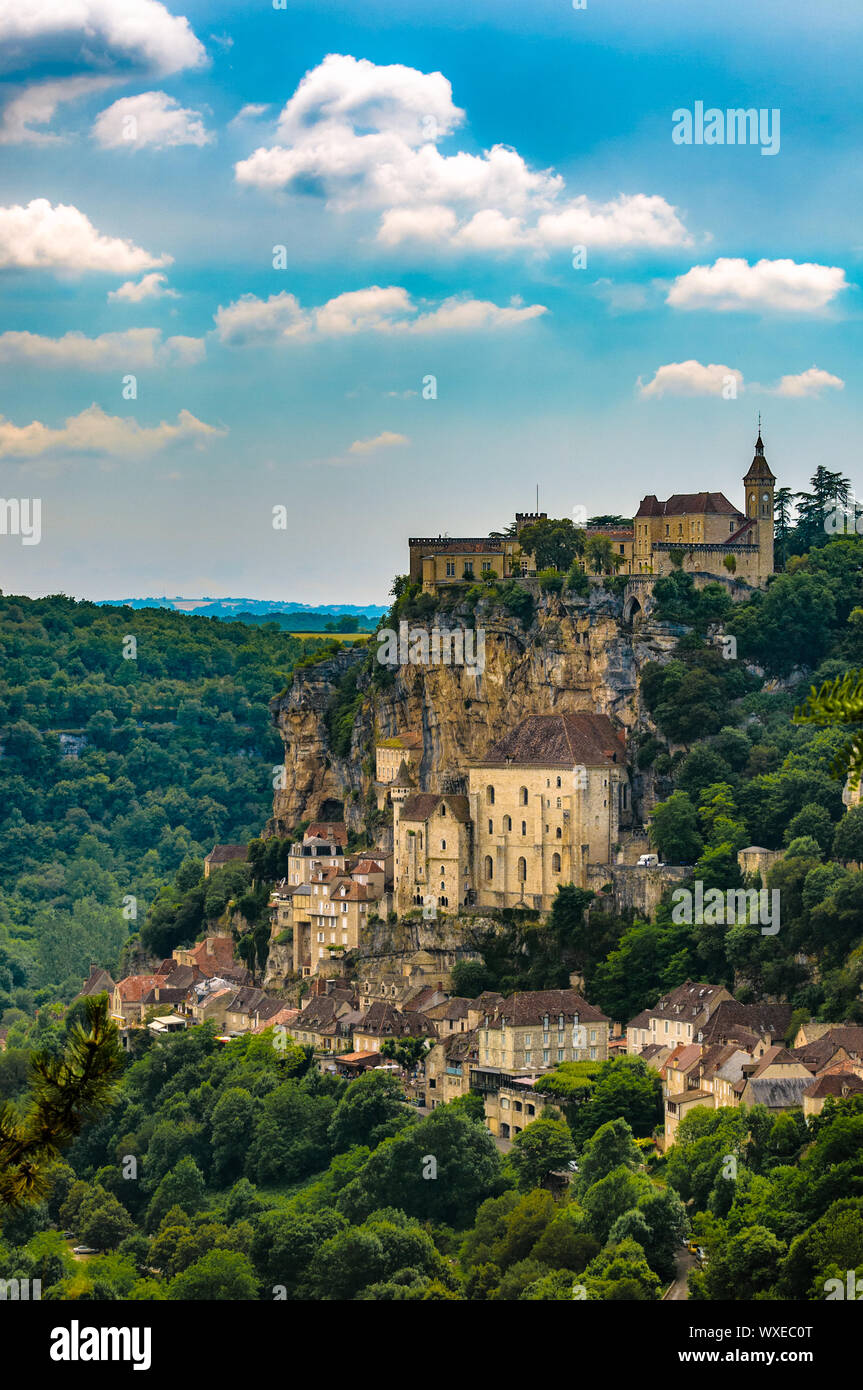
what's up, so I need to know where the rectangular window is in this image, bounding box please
[543,1049,550,1064]
[524,1051,531,1065]
[557,1049,564,1062]
[445,560,455,576]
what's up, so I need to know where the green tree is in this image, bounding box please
[506,1117,576,1191]
[649,791,703,864]
[168,1248,258,1300]
[0,996,122,1209]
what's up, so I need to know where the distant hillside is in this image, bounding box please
[101,597,388,627]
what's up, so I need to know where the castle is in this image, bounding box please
[410,430,775,593]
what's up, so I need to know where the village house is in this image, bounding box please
[477,989,611,1070]
[204,844,248,878]
[626,980,733,1054]
[424,1028,479,1108]
[352,999,437,1054]
[802,1070,863,1118]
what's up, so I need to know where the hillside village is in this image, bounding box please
[83,430,863,1155]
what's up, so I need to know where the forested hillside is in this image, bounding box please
[0,594,332,1015]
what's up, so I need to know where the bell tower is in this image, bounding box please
[743,420,776,582]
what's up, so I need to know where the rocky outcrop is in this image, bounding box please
[268,589,680,838]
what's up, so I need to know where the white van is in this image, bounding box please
[636,853,660,867]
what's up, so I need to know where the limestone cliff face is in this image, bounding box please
[268,589,681,835]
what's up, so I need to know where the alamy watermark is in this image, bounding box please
[377,620,485,675]
[672,103,780,157]
[0,498,41,545]
[671,882,780,935]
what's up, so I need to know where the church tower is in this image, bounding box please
[743,423,776,583]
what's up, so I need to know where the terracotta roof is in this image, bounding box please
[492,988,610,1027]
[803,1071,863,1099]
[697,999,792,1042]
[400,792,471,824]
[480,713,625,769]
[205,844,248,864]
[668,1043,704,1073]
[635,492,743,518]
[305,822,348,846]
[115,975,159,1002]
[726,517,758,545]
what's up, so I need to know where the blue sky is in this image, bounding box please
[0,0,859,603]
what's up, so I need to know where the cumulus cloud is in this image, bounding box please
[92,91,213,148]
[0,76,115,145]
[766,366,845,398]
[234,53,691,255]
[213,285,547,345]
[108,271,178,302]
[638,360,743,399]
[0,403,223,460]
[0,328,204,368]
[667,257,848,313]
[0,0,207,143]
[348,431,409,455]
[0,199,171,273]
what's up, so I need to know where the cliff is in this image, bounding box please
[268,587,681,837]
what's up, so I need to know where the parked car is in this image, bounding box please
[637,853,660,867]
[72,1245,97,1255]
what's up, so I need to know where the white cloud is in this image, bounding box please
[667,257,848,313]
[348,431,409,455]
[638,360,743,399]
[229,103,270,125]
[213,291,310,346]
[93,91,213,148]
[0,327,204,368]
[0,0,206,78]
[0,199,171,273]
[536,194,691,251]
[213,285,547,345]
[108,271,178,302]
[0,0,207,143]
[234,54,691,255]
[767,366,845,398]
[0,76,115,145]
[388,295,547,335]
[0,403,223,459]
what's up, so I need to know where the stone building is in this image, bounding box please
[469,713,630,910]
[632,431,775,585]
[409,513,543,595]
[393,791,474,915]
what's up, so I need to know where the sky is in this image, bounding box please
[0,0,860,605]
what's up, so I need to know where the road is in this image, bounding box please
[664,1246,696,1300]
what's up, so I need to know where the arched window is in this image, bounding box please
[519,787,528,805]
[503,815,512,832]
[488,819,493,834]
[484,855,493,880]
[440,802,446,816]
[521,821,527,836]
[486,785,495,805]
[556,826,562,839]
[440,839,446,851]
[517,857,527,883]
[439,895,448,907]
[552,852,561,873]
[556,776,561,788]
